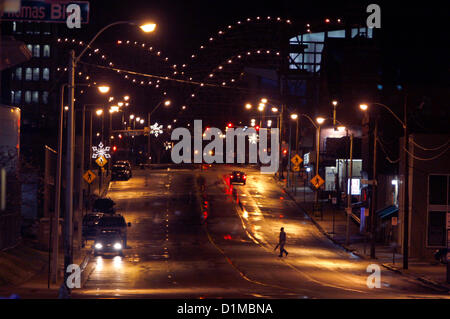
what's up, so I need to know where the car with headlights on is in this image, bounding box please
[93,230,124,256]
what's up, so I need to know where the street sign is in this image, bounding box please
[310,174,324,189]
[392,217,398,226]
[0,1,90,23]
[292,165,300,172]
[83,170,96,184]
[95,155,107,167]
[291,154,303,166]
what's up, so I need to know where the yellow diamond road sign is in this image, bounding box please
[95,155,107,167]
[83,170,96,184]
[310,174,325,189]
[291,154,303,166]
[292,165,300,172]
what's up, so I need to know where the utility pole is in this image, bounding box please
[147,112,151,163]
[346,133,353,246]
[63,50,75,294]
[370,119,378,259]
[403,95,409,269]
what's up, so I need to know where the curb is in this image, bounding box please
[381,263,450,293]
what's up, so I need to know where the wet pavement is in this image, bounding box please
[72,166,450,299]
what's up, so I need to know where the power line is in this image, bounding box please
[409,139,449,151]
[404,145,449,161]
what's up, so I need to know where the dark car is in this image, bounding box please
[230,171,246,185]
[94,230,124,256]
[97,214,131,247]
[82,213,104,239]
[115,160,132,177]
[111,164,131,181]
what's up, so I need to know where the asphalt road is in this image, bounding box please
[73,166,449,299]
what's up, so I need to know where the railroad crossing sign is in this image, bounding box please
[310,174,325,189]
[291,154,303,166]
[95,155,107,167]
[83,170,96,184]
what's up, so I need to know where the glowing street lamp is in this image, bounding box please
[96,109,103,116]
[261,98,268,104]
[97,85,110,94]
[359,103,369,111]
[245,103,252,110]
[316,116,325,125]
[140,23,157,33]
[164,100,171,106]
[129,114,135,120]
[290,114,298,120]
[123,95,130,101]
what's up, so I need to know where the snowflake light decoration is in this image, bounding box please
[150,122,163,137]
[92,142,111,159]
[249,133,259,144]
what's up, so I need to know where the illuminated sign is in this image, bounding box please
[347,178,361,195]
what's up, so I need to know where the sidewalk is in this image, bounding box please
[274,176,450,292]
[0,240,92,298]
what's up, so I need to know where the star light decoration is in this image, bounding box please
[150,122,164,137]
[249,133,259,144]
[164,141,173,150]
[92,142,111,159]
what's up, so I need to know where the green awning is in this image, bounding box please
[377,205,399,219]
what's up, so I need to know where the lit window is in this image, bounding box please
[12,22,16,32]
[32,91,39,103]
[42,91,49,104]
[15,67,22,80]
[14,91,22,104]
[25,91,31,103]
[33,45,40,57]
[25,68,32,81]
[26,44,32,53]
[10,91,15,103]
[43,45,50,57]
[33,68,40,81]
[42,68,50,81]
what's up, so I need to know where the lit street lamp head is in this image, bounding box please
[96,109,103,116]
[332,100,338,107]
[97,85,110,94]
[245,103,252,110]
[164,100,171,106]
[359,103,369,111]
[140,23,157,33]
[316,116,325,125]
[261,98,268,104]
[290,114,298,120]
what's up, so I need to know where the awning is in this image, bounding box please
[377,205,398,219]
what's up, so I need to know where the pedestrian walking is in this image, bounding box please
[274,227,288,257]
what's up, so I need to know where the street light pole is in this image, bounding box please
[370,118,378,259]
[346,132,354,246]
[63,49,75,294]
[403,95,409,269]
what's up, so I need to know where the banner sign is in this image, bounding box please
[0,1,89,24]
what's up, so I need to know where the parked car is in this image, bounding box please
[96,214,131,247]
[92,197,116,214]
[115,160,132,177]
[94,230,124,256]
[111,164,131,181]
[230,171,247,185]
[82,213,104,240]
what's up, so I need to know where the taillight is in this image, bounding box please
[243,176,246,179]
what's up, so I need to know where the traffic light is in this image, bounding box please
[255,125,260,132]
[227,123,233,128]
[112,145,117,152]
